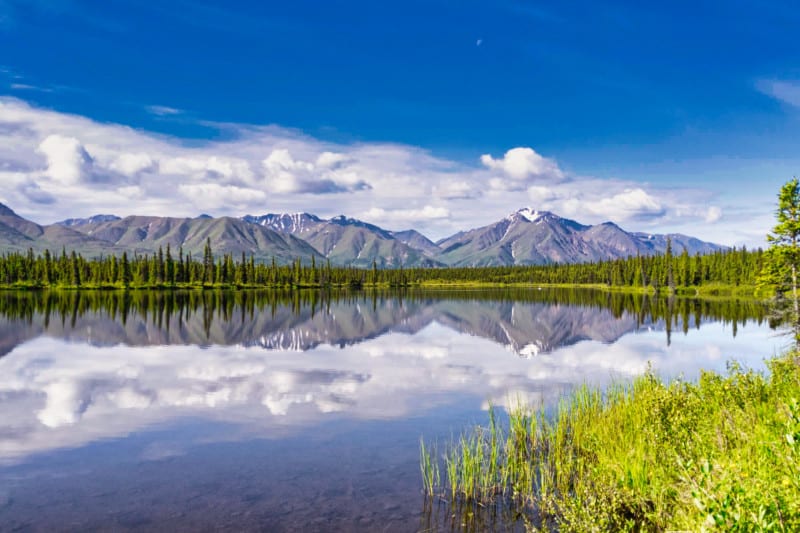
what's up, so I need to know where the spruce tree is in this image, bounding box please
[666,237,675,294]
[763,177,800,346]
[203,238,214,284]
[157,246,165,283]
[70,251,81,287]
[120,252,132,287]
[43,249,53,286]
[165,244,174,285]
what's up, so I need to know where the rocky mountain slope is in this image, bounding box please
[435,208,722,266]
[55,214,122,228]
[0,202,725,266]
[64,214,323,263]
[0,203,124,256]
[243,213,442,267]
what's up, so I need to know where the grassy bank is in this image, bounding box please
[0,280,769,298]
[421,354,800,531]
[416,280,768,297]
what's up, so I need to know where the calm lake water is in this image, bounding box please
[0,289,782,531]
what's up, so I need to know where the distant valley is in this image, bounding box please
[0,202,724,267]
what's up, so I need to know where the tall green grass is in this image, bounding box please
[421,353,800,531]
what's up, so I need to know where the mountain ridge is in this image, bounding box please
[56,214,122,228]
[0,202,726,266]
[243,212,442,267]
[435,207,722,266]
[62,214,323,264]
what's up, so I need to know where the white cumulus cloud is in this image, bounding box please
[591,188,666,220]
[705,206,722,223]
[262,148,369,194]
[481,147,564,183]
[178,183,267,210]
[37,134,94,185]
[109,152,155,177]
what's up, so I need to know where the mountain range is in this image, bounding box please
[0,202,724,267]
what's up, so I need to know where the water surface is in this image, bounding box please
[0,289,779,531]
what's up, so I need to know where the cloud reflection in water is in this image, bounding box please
[0,291,778,463]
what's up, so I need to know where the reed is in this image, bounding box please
[419,437,439,497]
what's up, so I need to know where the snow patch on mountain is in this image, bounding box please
[242,213,322,234]
[56,214,121,227]
[515,207,542,223]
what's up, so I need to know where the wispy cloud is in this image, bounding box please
[9,82,53,92]
[0,97,729,241]
[144,104,182,116]
[1,66,63,93]
[757,79,800,108]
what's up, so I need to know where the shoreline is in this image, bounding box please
[0,281,769,298]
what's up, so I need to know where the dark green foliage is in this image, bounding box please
[400,246,763,290]
[120,252,131,287]
[0,244,765,291]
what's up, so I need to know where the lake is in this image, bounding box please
[0,289,781,531]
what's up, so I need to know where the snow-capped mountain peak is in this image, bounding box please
[516,207,541,222]
[242,213,321,233]
[508,207,554,223]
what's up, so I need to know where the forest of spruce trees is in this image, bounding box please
[0,236,766,292]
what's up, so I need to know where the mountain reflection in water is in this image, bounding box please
[0,288,767,355]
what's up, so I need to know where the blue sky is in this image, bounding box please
[1,0,799,244]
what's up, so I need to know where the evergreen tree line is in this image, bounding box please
[0,240,370,288]
[407,242,763,289]
[0,238,765,291]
